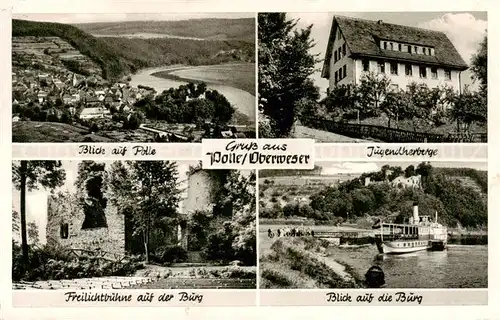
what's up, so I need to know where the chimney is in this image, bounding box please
[412,201,419,223]
[377,20,383,25]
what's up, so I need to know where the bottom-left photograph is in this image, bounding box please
[11,160,256,290]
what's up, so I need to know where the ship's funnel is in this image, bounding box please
[413,202,419,223]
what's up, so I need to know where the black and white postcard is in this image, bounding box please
[258,12,487,143]
[12,160,256,292]
[259,161,487,290]
[12,13,256,143]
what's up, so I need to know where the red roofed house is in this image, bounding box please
[322,16,469,93]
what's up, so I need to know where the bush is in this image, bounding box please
[12,241,142,281]
[152,245,188,265]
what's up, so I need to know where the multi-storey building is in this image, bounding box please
[321,16,469,93]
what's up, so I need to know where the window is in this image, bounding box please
[384,42,387,50]
[378,61,385,74]
[343,65,347,79]
[334,51,338,63]
[390,62,398,75]
[60,223,69,239]
[444,69,451,80]
[338,67,343,80]
[407,46,412,54]
[362,59,370,72]
[405,64,413,76]
[431,67,438,79]
[342,43,346,56]
[338,48,342,60]
[419,66,427,78]
[414,46,418,54]
[335,71,338,83]
[398,43,402,51]
[390,42,394,50]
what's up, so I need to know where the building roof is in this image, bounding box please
[322,16,469,78]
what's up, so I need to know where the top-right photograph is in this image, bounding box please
[258,12,487,143]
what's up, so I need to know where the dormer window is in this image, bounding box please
[398,43,402,51]
[384,42,387,50]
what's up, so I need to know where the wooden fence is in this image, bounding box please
[303,118,487,143]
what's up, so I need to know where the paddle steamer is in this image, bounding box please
[374,203,447,254]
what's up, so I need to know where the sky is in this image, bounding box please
[318,161,487,175]
[288,12,487,95]
[12,13,255,24]
[12,160,197,244]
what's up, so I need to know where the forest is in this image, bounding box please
[260,162,487,229]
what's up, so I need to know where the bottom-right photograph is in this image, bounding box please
[258,161,488,289]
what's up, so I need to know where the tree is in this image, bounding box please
[12,210,20,237]
[470,34,487,92]
[108,161,180,263]
[258,13,320,137]
[12,161,66,264]
[27,222,39,245]
[380,89,409,128]
[356,72,391,120]
[321,84,358,121]
[449,86,487,134]
[404,165,416,178]
[205,89,234,125]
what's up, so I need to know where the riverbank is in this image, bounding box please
[129,64,256,125]
[151,63,255,95]
[260,237,364,289]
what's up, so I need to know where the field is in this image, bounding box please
[12,121,116,142]
[259,175,352,209]
[153,63,255,95]
[75,18,256,43]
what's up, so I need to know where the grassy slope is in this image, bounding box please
[74,19,255,42]
[260,237,363,289]
[12,121,115,142]
[13,19,255,80]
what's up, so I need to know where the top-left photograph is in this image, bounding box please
[12,13,256,143]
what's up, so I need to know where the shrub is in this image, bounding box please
[12,241,142,281]
[152,245,188,265]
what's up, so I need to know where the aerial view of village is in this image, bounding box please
[12,160,256,289]
[258,12,487,142]
[12,13,256,142]
[259,161,487,288]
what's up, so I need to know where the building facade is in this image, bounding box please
[322,16,469,93]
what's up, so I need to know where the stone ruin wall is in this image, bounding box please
[46,192,125,256]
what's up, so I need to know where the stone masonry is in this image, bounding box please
[46,192,125,256]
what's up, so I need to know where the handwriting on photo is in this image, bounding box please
[366,146,438,158]
[78,145,157,156]
[64,291,203,303]
[326,292,423,305]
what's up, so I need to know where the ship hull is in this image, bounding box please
[379,240,429,254]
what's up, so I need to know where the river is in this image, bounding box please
[129,64,256,125]
[329,244,487,288]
